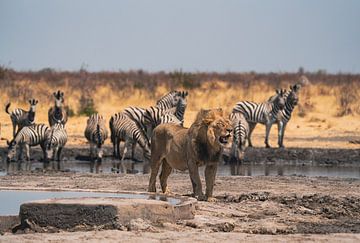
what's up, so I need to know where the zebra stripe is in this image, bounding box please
[5,99,38,138]
[123,106,147,134]
[45,123,68,166]
[159,113,182,125]
[48,90,68,127]
[232,89,286,148]
[109,112,151,173]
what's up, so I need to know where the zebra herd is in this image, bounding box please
[5,91,68,170]
[3,84,301,173]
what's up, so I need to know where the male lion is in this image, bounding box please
[148,108,232,201]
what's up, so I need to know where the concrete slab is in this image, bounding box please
[18,194,196,231]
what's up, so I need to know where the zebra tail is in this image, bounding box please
[96,124,102,148]
[5,103,11,114]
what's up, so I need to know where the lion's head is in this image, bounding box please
[194,108,233,149]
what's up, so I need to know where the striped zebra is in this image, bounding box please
[5,99,39,138]
[144,94,187,133]
[6,124,49,170]
[109,112,151,174]
[84,114,108,173]
[48,90,68,127]
[229,112,249,175]
[156,90,188,109]
[123,107,147,137]
[44,123,68,170]
[268,84,301,148]
[232,89,286,148]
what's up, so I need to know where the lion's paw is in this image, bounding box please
[206,197,217,202]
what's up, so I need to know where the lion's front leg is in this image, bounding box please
[205,164,218,202]
[188,160,205,200]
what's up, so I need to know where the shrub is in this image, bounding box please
[337,83,359,116]
[78,95,97,116]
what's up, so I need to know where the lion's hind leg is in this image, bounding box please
[148,155,162,192]
[159,160,172,194]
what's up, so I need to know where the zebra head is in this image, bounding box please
[53,90,64,108]
[288,84,301,106]
[6,140,17,162]
[274,89,287,110]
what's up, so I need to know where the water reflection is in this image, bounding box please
[224,161,360,179]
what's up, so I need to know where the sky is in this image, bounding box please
[0,0,359,73]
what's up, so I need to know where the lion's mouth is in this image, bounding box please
[219,135,230,144]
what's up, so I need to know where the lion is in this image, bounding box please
[148,108,232,201]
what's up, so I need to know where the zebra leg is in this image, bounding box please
[120,142,130,174]
[265,122,273,148]
[247,123,256,147]
[24,144,31,171]
[278,122,287,148]
[89,143,95,173]
[159,160,172,194]
[56,147,63,170]
[131,143,136,160]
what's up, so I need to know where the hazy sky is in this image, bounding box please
[1,0,359,73]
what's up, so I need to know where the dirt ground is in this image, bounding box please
[1,172,360,242]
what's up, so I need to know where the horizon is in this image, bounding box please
[1,0,360,73]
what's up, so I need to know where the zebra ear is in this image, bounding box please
[184,91,188,97]
[35,100,38,104]
[53,92,57,97]
[60,92,64,97]
[6,140,10,146]
[28,99,32,104]
[276,89,280,94]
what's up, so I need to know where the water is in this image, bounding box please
[3,160,360,179]
[0,190,181,216]
[217,162,360,179]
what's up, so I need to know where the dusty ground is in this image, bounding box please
[0,172,360,242]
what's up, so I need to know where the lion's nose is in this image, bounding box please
[226,128,233,134]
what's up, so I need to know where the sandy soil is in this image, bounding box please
[1,172,360,242]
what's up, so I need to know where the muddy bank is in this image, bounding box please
[0,173,360,237]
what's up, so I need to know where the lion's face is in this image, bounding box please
[203,110,233,148]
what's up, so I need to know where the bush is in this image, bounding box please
[64,105,76,117]
[337,83,359,116]
[78,95,97,116]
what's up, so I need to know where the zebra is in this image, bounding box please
[5,99,39,138]
[229,112,249,175]
[267,84,301,148]
[44,123,68,170]
[232,89,286,148]
[144,94,187,134]
[156,90,188,109]
[84,114,108,173]
[48,90,68,127]
[109,112,151,174]
[6,124,49,171]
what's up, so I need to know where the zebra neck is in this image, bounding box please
[283,102,296,120]
[28,111,35,123]
[54,106,63,120]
